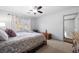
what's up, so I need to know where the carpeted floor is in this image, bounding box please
[36,39,73,53]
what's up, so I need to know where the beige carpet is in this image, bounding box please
[36,39,73,53]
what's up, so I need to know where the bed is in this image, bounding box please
[0,32,46,53]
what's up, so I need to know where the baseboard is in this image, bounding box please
[52,39,64,42]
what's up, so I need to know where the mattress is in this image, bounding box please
[0,32,46,53]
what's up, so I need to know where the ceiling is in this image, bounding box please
[0,6,74,18]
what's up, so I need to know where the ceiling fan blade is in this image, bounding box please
[38,11,43,13]
[37,6,42,9]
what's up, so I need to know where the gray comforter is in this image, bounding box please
[0,33,45,53]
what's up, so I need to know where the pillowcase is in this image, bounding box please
[5,29,16,37]
[0,29,8,41]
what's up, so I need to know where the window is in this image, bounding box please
[0,22,6,27]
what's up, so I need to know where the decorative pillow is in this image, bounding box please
[0,29,8,41]
[5,29,16,37]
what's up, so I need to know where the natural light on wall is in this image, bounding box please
[0,23,6,27]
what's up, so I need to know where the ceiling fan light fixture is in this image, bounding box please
[33,9,37,13]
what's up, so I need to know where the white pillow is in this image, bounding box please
[0,29,8,41]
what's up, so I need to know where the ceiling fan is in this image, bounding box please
[29,6,43,15]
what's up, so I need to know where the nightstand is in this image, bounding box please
[42,32,52,40]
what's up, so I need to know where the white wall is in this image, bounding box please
[36,7,79,40]
[37,13,63,40]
